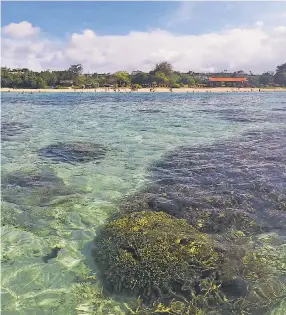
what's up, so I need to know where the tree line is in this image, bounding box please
[1,62,286,89]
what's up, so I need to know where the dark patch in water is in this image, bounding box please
[195,109,214,114]
[138,109,162,113]
[221,277,248,298]
[39,141,108,164]
[195,107,280,123]
[42,247,61,263]
[1,167,73,207]
[121,130,286,233]
[272,108,286,112]
[222,116,256,123]
[216,109,265,123]
[1,122,30,140]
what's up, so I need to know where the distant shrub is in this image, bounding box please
[171,83,181,88]
[54,86,70,89]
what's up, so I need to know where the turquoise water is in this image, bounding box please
[1,92,286,314]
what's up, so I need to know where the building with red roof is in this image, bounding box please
[207,77,248,87]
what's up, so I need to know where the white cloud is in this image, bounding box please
[2,21,40,38]
[274,26,286,34]
[1,21,286,73]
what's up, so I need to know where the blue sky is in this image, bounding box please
[1,2,176,36]
[2,1,286,73]
[2,1,286,37]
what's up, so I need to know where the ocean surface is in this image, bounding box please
[1,92,286,314]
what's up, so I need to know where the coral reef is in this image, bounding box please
[93,211,286,314]
[93,211,221,303]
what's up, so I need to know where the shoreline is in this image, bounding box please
[1,87,286,93]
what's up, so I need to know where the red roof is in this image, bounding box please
[208,77,247,82]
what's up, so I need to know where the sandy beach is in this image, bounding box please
[1,87,286,93]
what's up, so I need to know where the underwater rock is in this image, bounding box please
[42,246,62,263]
[39,141,108,164]
[120,129,286,233]
[1,167,73,207]
[1,121,30,141]
[93,211,223,303]
[221,277,248,298]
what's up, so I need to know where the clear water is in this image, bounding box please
[1,92,286,314]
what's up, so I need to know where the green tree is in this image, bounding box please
[259,72,274,86]
[68,64,83,76]
[149,62,175,86]
[274,63,286,86]
[106,74,117,86]
[35,77,47,89]
[67,64,83,85]
[178,74,195,86]
[168,72,180,85]
[40,71,58,87]
[153,72,168,86]
[113,71,130,86]
[12,77,23,88]
[131,72,150,85]
[276,63,286,73]
[152,61,173,76]
[247,75,260,87]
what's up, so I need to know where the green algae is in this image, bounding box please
[93,211,221,303]
[92,211,286,314]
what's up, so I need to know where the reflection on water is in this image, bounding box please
[1,92,286,314]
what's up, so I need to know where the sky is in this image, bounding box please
[1,1,286,73]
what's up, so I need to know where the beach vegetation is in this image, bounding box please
[259,72,275,86]
[274,63,286,86]
[1,61,286,89]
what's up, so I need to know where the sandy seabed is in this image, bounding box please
[1,87,286,93]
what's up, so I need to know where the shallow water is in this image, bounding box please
[1,92,286,314]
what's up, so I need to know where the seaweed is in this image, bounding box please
[66,282,127,314]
